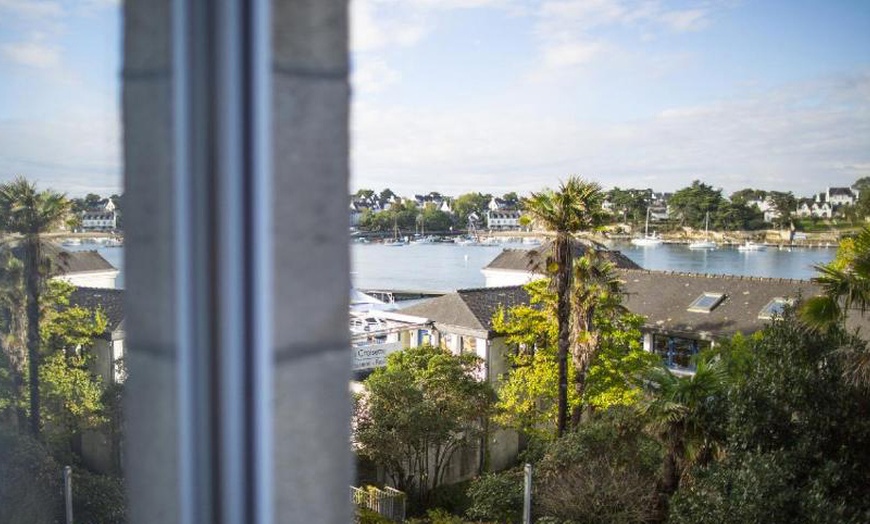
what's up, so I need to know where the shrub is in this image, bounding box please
[0,429,64,524]
[466,471,523,523]
[534,410,661,523]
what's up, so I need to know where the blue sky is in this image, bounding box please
[0,1,868,198]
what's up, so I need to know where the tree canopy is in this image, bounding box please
[353,344,495,509]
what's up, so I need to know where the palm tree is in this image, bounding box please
[570,251,625,425]
[522,176,604,436]
[640,359,727,500]
[0,177,70,437]
[0,250,27,429]
[801,226,870,387]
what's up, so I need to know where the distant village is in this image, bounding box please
[349,180,869,236]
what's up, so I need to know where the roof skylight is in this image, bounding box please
[687,293,725,313]
[758,297,791,320]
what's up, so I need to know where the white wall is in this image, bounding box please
[54,270,119,289]
[481,268,542,288]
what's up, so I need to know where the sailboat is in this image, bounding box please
[383,219,406,246]
[688,212,717,249]
[631,208,663,246]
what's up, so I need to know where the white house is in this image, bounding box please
[46,243,120,289]
[480,240,641,288]
[81,211,118,231]
[485,210,522,230]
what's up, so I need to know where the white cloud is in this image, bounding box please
[659,9,709,32]
[1,40,60,68]
[533,1,721,72]
[352,58,402,94]
[351,0,430,52]
[0,0,63,19]
[352,73,870,195]
[543,40,605,68]
[0,116,121,195]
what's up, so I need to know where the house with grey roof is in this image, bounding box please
[8,241,119,288]
[68,286,126,475]
[481,239,641,287]
[402,269,825,376]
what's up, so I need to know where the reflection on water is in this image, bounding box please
[352,241,837,292]
[58,241,838,293]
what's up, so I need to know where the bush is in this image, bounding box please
[466,471,524,523]
[0,429,64,524]
[74,469,127,524]
[534,409,661,523]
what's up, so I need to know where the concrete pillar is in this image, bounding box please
[122,0,180,522]
[271,1,352,519]
[123,0,350,522]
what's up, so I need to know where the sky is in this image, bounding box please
[0,1,868,198]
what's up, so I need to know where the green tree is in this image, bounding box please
[38,281,108,452]
[569,252,625,424]
[492,275,654,439]
[521,177,604,436]
[534,408,662,524]
[670,310,870,523]
[729,188,767,206]
[640,359,727,502]
[715,200,765,231]
[606,187,651,224]
[353,344,495,509]
[800,226,870,387]
[0,178,70,437]
[451,192,491,227]
[767,191,797,228]
[354,188,376,202]
[669,180,725,229]
[0,250,26,429]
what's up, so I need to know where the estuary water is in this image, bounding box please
[66,241,837,293]
[351,241,837,292]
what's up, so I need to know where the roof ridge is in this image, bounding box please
[618,267,811,283]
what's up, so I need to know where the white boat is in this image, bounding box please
[454,236,478,246]
[737,241,766,252]
[410,235,436,244]
[688,212,717,250]
[383,239,406,246]
[631,208,663,247]
[521,237,541,246]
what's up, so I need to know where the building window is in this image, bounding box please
[652,335,710,372]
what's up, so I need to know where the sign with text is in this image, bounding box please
[353,341,404,371]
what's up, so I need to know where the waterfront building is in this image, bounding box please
[480,239,641,288]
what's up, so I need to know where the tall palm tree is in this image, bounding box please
[522,176,604,436]
[801,226,870,387]
[570,251,625,425]
[0,250,27,429]
[0,177,70,437]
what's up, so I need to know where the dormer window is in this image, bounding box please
[687,292,725,313]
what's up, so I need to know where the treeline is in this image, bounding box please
[353,188,518,233]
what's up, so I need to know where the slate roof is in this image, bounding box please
[483,239,642,273]
[618,269,821,338]
[400,286,530,334]
[10,242,116,275]
[402,269,828,340]
[69,287,125,333]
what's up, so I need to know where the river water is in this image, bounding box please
[66,241,837,292]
